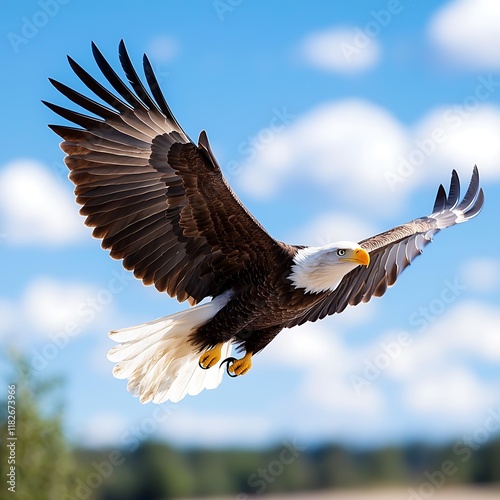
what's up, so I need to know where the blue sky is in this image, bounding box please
[1,0,500,450]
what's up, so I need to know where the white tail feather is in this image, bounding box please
[108,291,233,403]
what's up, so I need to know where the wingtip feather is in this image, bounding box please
[432,184,447,213]
[446,169,460,210]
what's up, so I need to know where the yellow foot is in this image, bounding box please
[199,343,223,369]
[229,351,253,376]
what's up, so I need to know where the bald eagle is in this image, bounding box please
[44,42,484,404]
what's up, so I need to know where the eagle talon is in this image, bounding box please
[227,351,253,377]
[221,357,239,377]
[199,343,223,370]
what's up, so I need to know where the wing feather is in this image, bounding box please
[45,41,286,304]
[288,168,484,327]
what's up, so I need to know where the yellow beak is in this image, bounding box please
[343,247,370,268]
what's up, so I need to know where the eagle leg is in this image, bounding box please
[199,343,224,370]
[228,351,253,377]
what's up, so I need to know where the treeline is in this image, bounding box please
[69,438,500,499]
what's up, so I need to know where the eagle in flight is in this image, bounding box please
[44,41,484,404]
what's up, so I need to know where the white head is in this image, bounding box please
[288,241,370,294]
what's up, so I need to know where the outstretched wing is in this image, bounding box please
[287,167,484,327]
[44,41,285,304]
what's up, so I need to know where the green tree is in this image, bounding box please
[0,350,75,499]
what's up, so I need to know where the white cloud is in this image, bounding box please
[258,320,388,439]
[257,301,500,442]
[302,366,385,417]
[287,211,377,247]
[332,300,379,330]
[0,159,86,246]
[428,0,500,69]
[260,312,378,372]
[382,301,500,430]
[299,27,381,73]
[0,276,119,345]
[237,97,500,216]
[294,327,385,416]
[403,368,496,425]
[146,35,178,63]
[460,257,500,292]
[439,302,500,362]
[237,99,410,214]
[412,105,500,183]
[260,322,344,369]
[23,277,98,335]
[160,410,274,448]
[390,302,500,379]
[79,412,130,448]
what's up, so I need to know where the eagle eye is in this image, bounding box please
[336,249,346,257]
